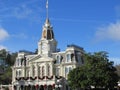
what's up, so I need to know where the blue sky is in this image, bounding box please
[0,0,120,64]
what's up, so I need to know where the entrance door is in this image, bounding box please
[39,85,44,90]
[48,85,52,90]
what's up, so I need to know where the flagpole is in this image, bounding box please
[46,0,49,19]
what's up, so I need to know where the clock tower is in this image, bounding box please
[38,0,57,57]
[38,18,57,57]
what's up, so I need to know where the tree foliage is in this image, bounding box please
[0,49,17,84]
[68,66,88,89]
[68,51,119,89]
[0,66,12,84]
[0,49,17,66]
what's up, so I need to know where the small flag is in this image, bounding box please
[46,0,48,9]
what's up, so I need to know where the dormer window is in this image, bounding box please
[66,54,71,62]
[56,55,61,64]
[16,58,22,67]
[77,52,81,63]
[16,59,19,66]
[76,52,84,64]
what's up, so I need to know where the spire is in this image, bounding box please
[45,18,51,27]
[42,20,54,40]
[41,0,54,40]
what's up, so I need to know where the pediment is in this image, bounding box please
[27,54,55,63]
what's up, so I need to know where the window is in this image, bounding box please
[19,59,22,66]
[69,67,72,71]
[48,65,50,76]
[27,69,30,77]
[19,70,21,77]
[66,54,71,62]
[33,66,35,76]
[38,66,41,77]
[16,71,19,77]
[16,58,22,66]
[16,60,19,66]
[16,70,22,77]
[81,56,84,64]
[65,66,72,78]
[42,66,45,76]
[65,67,69,77]
[56,55,61,64]
[76,52,84,64]
[77,52,81,63]
[56,68,60,76]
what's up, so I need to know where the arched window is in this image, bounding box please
[65,67,68,77]
[38,66,41,77]
[19,59,21,66]
[65,66,72,78]
[16,71,19,77]
[19,70,21,77]
[77,52,81,63]
[48,65,50,76]
[66,54,71,62]
[56,68,60,76]
[33,66,35,76]
[56,55,61,64]
[42,66,45,76]
[16,59,19,66]
[22,60,24,66]
[27,69,30,77]
[16,70,22,77]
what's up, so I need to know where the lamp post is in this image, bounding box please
[55,80,62,90]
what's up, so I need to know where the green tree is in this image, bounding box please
[0,49,17,66]
[85,51,119,89]
[9,52,17,66]
[0,66,12,84]
[68,66,88,89]
[0,49,17,84]
[68,51,119,90]
[0,49,7,64]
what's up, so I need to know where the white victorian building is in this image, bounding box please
[12,1,85,90]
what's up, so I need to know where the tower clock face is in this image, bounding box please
[41,43,47,54]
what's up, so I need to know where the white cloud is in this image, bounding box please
[0,0,42,20]
[0,28,9,42]
[11,33,28,39]
[95,21,120,42]
[13,5,32,19]
[0,45,7,50]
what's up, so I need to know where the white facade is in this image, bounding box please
[12,18,84,90]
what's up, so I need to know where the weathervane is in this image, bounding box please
[46,0,49,18]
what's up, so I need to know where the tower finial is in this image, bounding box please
[46,0,49,19]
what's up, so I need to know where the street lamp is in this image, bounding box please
[55,80,62,90]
